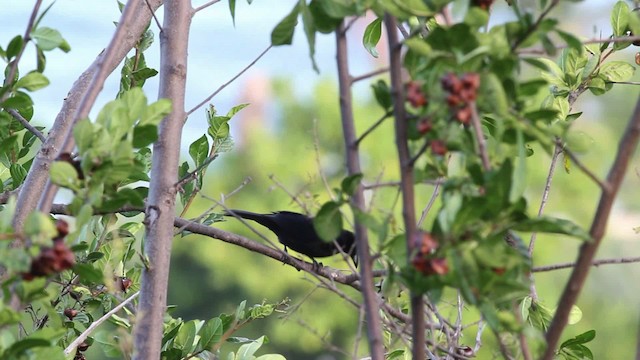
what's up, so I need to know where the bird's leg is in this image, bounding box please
[311,258,324,271]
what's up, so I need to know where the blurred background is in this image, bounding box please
[2,0,640,358]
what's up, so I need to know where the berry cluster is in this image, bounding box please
[22,219,76,281]
[441,72,480,125]
[411,232,449,276]
[406,81,427,108]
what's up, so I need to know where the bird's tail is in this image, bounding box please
[223,209,277,229]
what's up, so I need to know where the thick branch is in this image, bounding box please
[133,1,191,358]
[543,96,640,359]
[384,13,425,360]
[12,0,163,234]
[335,21,384,360]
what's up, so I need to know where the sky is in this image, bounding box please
[0,0,613,145]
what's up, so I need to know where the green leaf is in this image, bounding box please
[189,135,209,168]
[560,329,596,349]
[141,99,171,126]
[511,216,591,241]
[588,76,607,95]
[319,0,357,18]
[599,61,635,82]
[23,212,57,244]
[341,173,363,195]
[73,263,104,283]
[10,163,27,188]
[556,29,583,55]
[227,103,249,118]
[31,27,71,52]
[198,317,223,349]
[121,87,147,123]
[271,4,299,45]
[50,161,80,190]
[464,6,489,29]
[300,0,319,72]
[73,119,94,154]
[6,35,23,60]
[313,201,343,242]
[371,80,392,110]
[15,72,49,91]
[236,336,265,360]
[404,37,432,58]
[132,124,158,148]
[362,18,382,58]
[611,1,630,37]
[308,0,340,33]
[509,130,526,203]
[229,0,236,25]
[580,55,599,81]
[175,320,197,356]
[3,338,52,358]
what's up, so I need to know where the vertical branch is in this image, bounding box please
[12,0,163,233]
[543,96,640,359]
[384,14,425,360]
[133,0,191,359]
[335,22,384,360]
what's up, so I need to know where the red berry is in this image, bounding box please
[431,140,447,155]
[455,106,472,124]
[64,308,78,320]
[406,81,428,107]
[416,118,433,134]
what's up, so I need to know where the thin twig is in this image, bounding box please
[6,109,46,143]
[417,177,443,228]
[187,45,272,115]
[518,34,640,54]
[557,140,610,191]
[528,143,563,302]
[474,321,486,354]
[408,139,430,167]
[312,119,335,200]
[533,256,640,272]
[144,0,162,30]
[351,67,389,83]
[267,174,309,214]
[529,143,562,255]
[193,0,221,13]
[511,0,560,51]
[469,102,490,171]
[64,291,139,355]
[1,0,42,94]
[355,111,392,146]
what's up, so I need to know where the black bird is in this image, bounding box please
[223,209,357,267]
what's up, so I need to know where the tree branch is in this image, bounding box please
[186,45,271,116]
[335,21,385,360]
[533,256,640,272]
[6,109,46,143]
[12,0,163,234]
[384,13,425,360]
[64,291,140,355]
[134,0,191,358]
[543,95,640,359]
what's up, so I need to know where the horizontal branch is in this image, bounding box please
[533,256,640,272]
